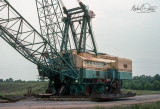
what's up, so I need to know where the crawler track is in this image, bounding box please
[34,93,136,101]
[34,94,90,101]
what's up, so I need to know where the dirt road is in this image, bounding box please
[0,94,160,109]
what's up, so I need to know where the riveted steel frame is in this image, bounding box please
[61,2,98,55]
[0,0,78,79]
[35,0,64,51]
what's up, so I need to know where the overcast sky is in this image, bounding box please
[0,0,160,80]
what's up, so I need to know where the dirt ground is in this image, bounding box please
[0,94,160,109]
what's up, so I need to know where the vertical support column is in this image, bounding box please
[78,18,85,53]
[83,19,87,53]
[69,21,78,50]
[88,22,97,55]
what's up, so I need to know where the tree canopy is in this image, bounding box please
[123,74,160,90]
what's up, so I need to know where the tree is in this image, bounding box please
[130,81,136,89]
[152,80,160,90]
[144,82,151,90]
[6,78,14,82]
[15,79,22,82]
[154,74,160,82]
[0,79,3,82]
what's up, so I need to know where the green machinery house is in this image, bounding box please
[72,50,132,80]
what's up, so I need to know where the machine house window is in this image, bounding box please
[85,61,104,68]
[86,60,93,67]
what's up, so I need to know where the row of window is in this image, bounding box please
[85,60,106,66]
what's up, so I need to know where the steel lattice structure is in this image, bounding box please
[0,0,134,98]
[61,2,98,55]
[35,0,64,51]
[0,0,78,79]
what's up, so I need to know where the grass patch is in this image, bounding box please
[122,89,160,95]
[94,101,160,109]
[0,81,48,97]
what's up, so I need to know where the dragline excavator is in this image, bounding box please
[0,0,135,99]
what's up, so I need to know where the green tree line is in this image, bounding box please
[0,78,42,82]
[123,74,160,90]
